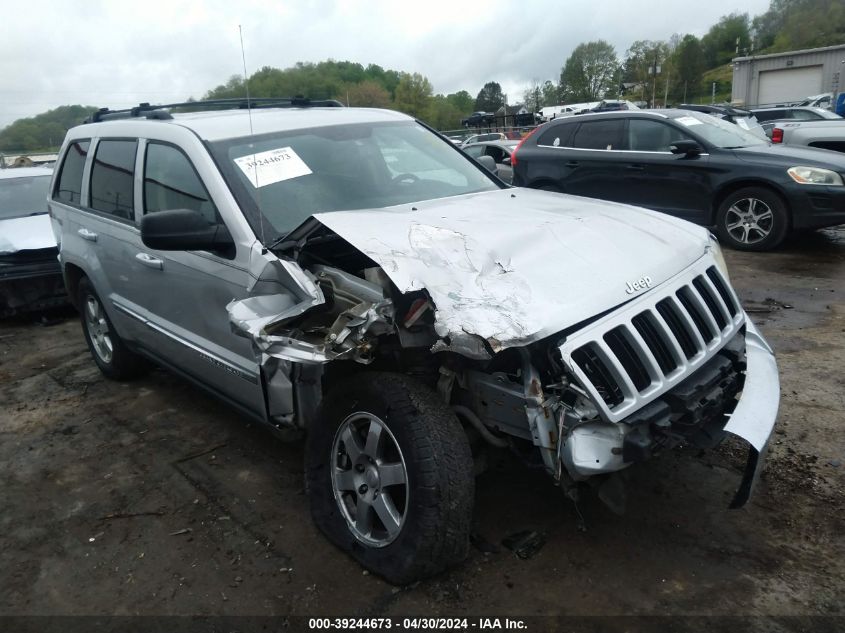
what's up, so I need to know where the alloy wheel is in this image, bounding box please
[331,412,409,547]
[724,197,774,245]
[84,295,113,364]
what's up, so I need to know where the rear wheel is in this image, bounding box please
[78,277,149,380]
[716,187,789,251]
[306,372,474,584]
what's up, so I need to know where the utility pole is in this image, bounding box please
[712,81,716,103]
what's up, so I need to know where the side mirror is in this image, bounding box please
[502,157,512,166]
[476,155,498,173]
[670,140,703,156]
[141,208,234,255]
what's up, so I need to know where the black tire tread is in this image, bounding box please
[77,277,149,381]
[306,372,474,585]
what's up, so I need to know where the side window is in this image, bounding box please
[571,120,625,150]
[627,119,689,152]
[144,143,217,223]
[54,140,90,204]
[790,110,815,121]
[485,147,505,163]
[538,124,575,148]
[89,140,137,220]
[464,145,485,158]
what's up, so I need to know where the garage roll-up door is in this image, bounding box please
[757,66,823,105]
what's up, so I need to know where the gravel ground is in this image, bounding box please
[0,228,843,624]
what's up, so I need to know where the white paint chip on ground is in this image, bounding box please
[234,147,312,188]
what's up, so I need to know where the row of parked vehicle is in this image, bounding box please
[461,104,845,251]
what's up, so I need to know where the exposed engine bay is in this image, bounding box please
[227,219,762,509]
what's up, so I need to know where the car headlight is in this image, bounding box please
[787,166,844,186]
[708,235,731,282]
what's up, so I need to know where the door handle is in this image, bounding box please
[135,252,164,270]
[565,161,579,168]
[77,228,98,242]
[626,164,645,171]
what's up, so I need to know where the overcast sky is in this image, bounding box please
[0,0,772,130]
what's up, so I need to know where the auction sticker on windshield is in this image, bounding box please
[234,147,312,187]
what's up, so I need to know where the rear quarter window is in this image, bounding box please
[571,119,625,150]
[54,140,90,205]
[537,124,575,148]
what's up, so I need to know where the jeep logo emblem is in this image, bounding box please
[625,276,653,294]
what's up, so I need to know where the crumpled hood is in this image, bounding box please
[314,188,710,350]
[0,214,57,255]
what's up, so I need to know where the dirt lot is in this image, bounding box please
[1,229,843,624]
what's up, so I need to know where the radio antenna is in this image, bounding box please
[239,24,267,248]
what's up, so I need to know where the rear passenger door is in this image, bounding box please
[55,138,149,343]
[621,118,712,222]
[557,118,628,201]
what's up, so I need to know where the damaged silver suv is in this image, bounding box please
[50,99,780,584]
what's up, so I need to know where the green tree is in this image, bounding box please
[541,80,560,106]
[522,82,540,113]
[560,40,619,102]
[423,95,463,130]
[393,72,433,118]
[671,35,706,102]
[701,13,751,67]
[474,81,504,111]
[0,105,98,152]
[343,80,391,108]
[446,90,474,115]
[753,0,845,52]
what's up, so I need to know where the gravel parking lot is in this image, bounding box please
[1,229,843,622]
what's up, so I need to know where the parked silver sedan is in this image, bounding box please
[462,140,519,184]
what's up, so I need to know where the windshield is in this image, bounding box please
[0,175,51,220]
[210,120,500,240]
[673,111,769,148]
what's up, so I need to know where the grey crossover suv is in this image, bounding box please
[50,99,779,583]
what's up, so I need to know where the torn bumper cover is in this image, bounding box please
[560,320,779,507]
[723,320,779,508]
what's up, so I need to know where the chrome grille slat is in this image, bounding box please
[594,339,639,401]
[560,259,745,422]
[669,294,708,352]
[683,283,721,343]
[621,324,663,384]
[699,274,733,329]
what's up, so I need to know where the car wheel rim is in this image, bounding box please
[725,198,774,245]
[331,412,409,548]
[84,295,113,364]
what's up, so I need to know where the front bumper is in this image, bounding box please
[784,181,845,230]
[560,320,779,507]
[0,257,68,316]
[722,320,779,507]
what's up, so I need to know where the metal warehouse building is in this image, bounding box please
[731,43,845,107]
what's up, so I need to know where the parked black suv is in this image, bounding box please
[511,109,845,250]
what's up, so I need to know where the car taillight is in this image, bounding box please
[511,125,542,167]
[771,127,784,143]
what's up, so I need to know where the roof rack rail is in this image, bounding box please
[84,97,345,123]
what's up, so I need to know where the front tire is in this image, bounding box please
[716,187,789,251]
[305,372,474,585]
[78,277,149,380]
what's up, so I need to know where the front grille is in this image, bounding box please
[561,263,744,423]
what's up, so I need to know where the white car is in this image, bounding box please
[0,166,66,315]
